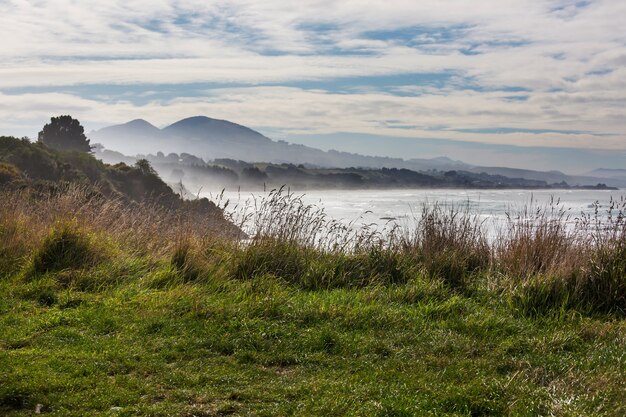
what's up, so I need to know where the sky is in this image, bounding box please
[1,0,625,173]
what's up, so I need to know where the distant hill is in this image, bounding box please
[586,168,626,181]
[91,116,626,189]
[92,119,167,155]
[91,116,468,172]
[469,166,626,188]
[101,118,162,137]
[93,147,618,193]
[163,116,272,146]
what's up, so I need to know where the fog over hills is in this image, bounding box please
[91,116,626,188]
[587,169,626,181]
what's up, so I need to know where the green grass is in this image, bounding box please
[1,187,624,416]
[1,255,625,416]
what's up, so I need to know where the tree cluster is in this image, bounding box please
[38,115,92,152]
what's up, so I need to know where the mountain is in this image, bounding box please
[91,116,626,188]
[163,116,271,145]
[101,118,161,136]
[469,166,626,188]
[90,119,165,155]
[586,169,626,181]
[91,116,467,172]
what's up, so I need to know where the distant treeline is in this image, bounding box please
[96,148,616,191]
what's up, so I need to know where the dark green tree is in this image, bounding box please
[135,158,157,175]
[38,115,92,152]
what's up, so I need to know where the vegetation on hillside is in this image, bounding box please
[0,136,240,237]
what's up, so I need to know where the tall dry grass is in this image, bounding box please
[1,185,624,314]
[495,197,626,314]
[223,189,624,311]
[223,186,386,252]
[219,187,402,288]
[0,184,235,275]
[392,202,490,289]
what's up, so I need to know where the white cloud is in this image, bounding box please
[2,86,623,151]
[0,0,625,151]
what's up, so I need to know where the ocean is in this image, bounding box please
[206,188,624,230]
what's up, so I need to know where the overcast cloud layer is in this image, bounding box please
[1,0,625,163]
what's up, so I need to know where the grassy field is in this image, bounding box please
[1,187,625,416]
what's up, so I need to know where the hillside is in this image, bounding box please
[468,166,626,189]
[0,136,241,237]
[587,168,626,181]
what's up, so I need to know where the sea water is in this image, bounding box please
[207,188,624,229]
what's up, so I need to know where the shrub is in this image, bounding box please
[576,244,626,314]
[0,162,21,184]
[233,240,309,283]
[508,274,570,318]
[31,222,97,275]
[170,241,202,282]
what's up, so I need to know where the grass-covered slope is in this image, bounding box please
[0,136,240,236]
[2,263,625,416]
[0,135,181,204]
[0,185,625,416]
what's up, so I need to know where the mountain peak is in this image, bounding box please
[125,118,158,129]
[165,116,243,129]
[174,115,214,123]
[163,115,270,143]
[96,118,161,136]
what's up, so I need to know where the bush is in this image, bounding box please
[0,162,21,184]
[509,275,570,318]
[233,240,309,283]
[31,222,96,275]
[576,244,626,314]
[170,242,202,282]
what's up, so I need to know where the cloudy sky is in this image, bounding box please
[1,0,625,172]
